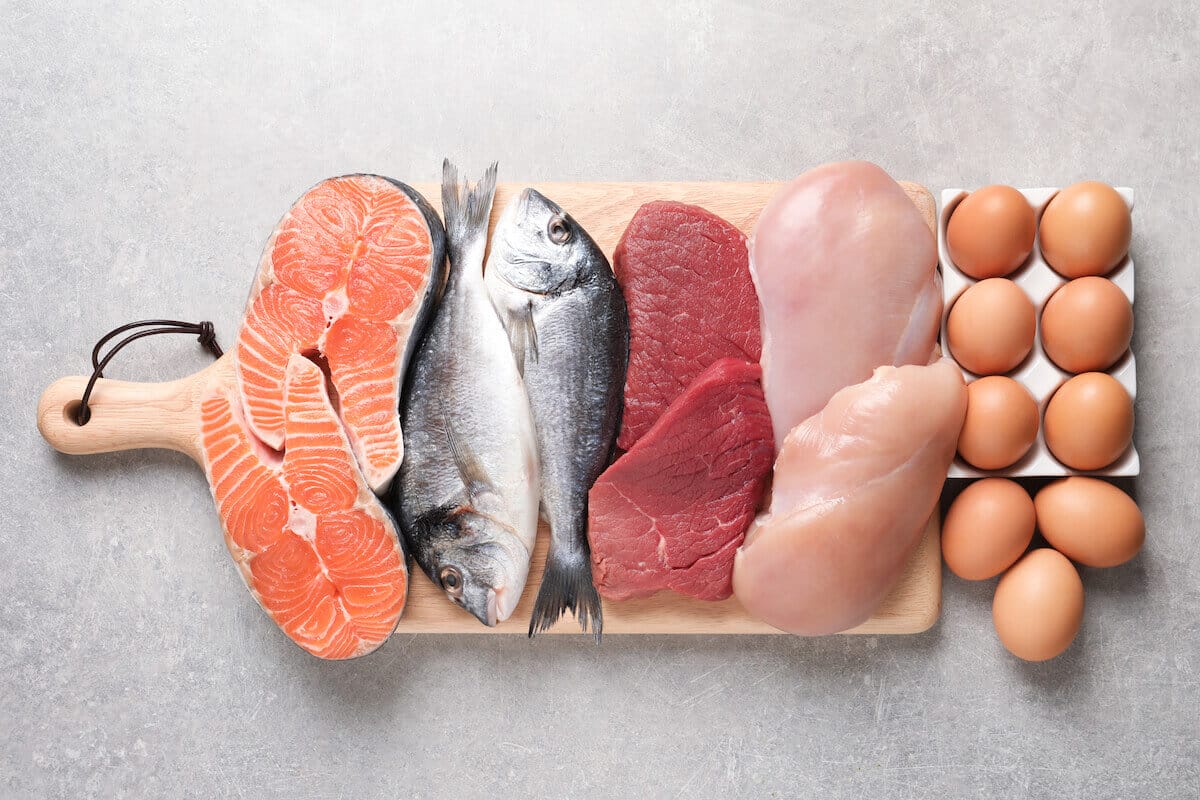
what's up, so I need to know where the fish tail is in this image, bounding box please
[440,158,498,249]
[528,537,603,642]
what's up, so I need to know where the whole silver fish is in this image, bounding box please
[392,161,539,627]
[485,188,629,639]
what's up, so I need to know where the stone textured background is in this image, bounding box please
[2,2,1197,797]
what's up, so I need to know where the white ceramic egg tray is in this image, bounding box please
[938,186,1138,479]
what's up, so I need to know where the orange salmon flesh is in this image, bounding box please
[235,175,436,492]
[200,174,441,658]
[201,356,408,659]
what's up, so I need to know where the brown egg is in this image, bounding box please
[1039,181,1132,278]
[942,478,1036,580]
[993,548,1084,661]
[957,377,1039,470]
[947,279,1036,375]
[1041,277,1133,372]
[947,185,1036,279]
[1035,477,1144,567]
[1044,373,1134,470]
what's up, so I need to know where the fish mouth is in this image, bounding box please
[488,585,519,625]
[515,187,559,217]
[499,189,525,224]
[504,187,536,224]
[468,586,516,628]
[485,589,499,627]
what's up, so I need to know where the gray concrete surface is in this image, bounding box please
[2,1,1197,797]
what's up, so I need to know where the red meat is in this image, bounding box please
[613,201,762,450]
[588,358,774,601]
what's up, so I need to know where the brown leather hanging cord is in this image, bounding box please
[76,320,224,425]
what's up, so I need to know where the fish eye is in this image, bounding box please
[547,215,571,244]
[439,565,463,597]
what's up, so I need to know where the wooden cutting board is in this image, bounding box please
[37,180,942,636]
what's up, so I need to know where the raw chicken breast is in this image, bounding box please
[750,161,941,449]
[732,361,966,635]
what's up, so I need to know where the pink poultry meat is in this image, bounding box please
[733,362,966,635]
[749,161,942,449]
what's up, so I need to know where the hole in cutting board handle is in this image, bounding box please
[63,399,87,427]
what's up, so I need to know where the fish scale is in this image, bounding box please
[393,161,541,629]
[483,187,629,638]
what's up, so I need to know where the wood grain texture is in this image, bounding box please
[37,357,233,463]
[36,180,942,636]
[402,514,941,635]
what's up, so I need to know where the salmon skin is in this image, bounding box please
[235,174,446,493]
[200,355,409,659]
[391,161,540,627]
[485,188,629,639]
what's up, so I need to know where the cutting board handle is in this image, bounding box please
[36,359,229,462]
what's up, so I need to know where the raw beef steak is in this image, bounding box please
[613,201,761,450]
[588,358,774,601]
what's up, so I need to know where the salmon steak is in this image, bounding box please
[200,355,409,659]
[236,174,446,492]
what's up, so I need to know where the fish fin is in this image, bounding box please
[528,534,603,642]
[523,300,540,362]
[441,159,498,247]
[441,409,493,502]
[505,299,539,377]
